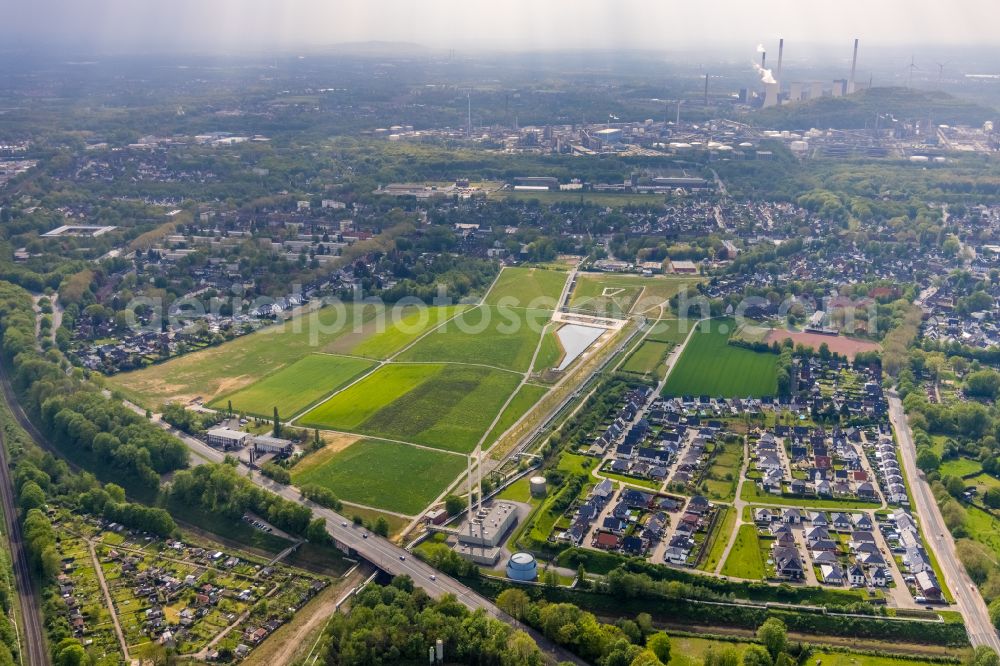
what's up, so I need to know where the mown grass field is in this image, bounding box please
[702,441,742,502]
[939,456,982,478]
[397,305,550,372]
[662,319,778,397]
[298,363,524,453]
[622,340,670,376]
[964,505,1000,561]
[698,506,735,572]
[483,266,566,308]
[291,439,466,515]
[720,524,766,579]
[208,353,376,418]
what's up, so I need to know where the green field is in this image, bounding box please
[532,325,564,373]
[662,319,778,397]
[647,318,691,344]
[291,439,466,515]
[339,305,464,359]
[720,524,766,579]
[664,635,948,666]
[398,305,549,372]
[483,267,566,308]
[108,304,381,407]
[964,505,1000,561]
[298,363,523,453]
[569,274,694,316]
[622,340,671,376]
[208,354,376,418]
[939,457,982,478]
[482,383,549,445]
[698,506,735,572]
[702,441,742,501]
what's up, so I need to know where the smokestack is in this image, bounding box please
[704,74,709,106]
[761,52,766,70]
[848,38,859,94]
[776,38,784,85]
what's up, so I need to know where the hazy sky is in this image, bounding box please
[3,0,998,54]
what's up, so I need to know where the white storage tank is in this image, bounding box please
[506,552,538,581]
[529,476,547,497]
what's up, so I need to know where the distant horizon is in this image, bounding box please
[3,0,1000,56]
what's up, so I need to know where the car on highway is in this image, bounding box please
[399,555,405,561]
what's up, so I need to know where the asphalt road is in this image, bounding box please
[0,366,48,664]
[125,403,587,665]
[888,390,1000,652]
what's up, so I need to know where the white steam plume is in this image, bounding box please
[752,62,777,84]
[756,43,766,53]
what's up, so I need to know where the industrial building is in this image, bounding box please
[206,428,250,449]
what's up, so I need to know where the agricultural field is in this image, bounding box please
[291,439,467,515]
[208,353,376,418]
[298,363,524,453]
[622,340,671,377]
[483,266,567,307]
[397,305,550,372]
[662,319,778,397]
[720,524,766,579]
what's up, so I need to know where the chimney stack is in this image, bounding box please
[704,74,709,106]
[848,38,859,94]
[776,38,784,85]
[761,51,766,70]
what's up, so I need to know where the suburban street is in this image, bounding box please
[889,390,1000,652]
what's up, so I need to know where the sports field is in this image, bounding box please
[207,353,376,418]
[483,266,566,308]
[291,439,467,515]
[297,363,524,453]
[662,319,778,397]
[397,305,550,372]
[569,274,694,316]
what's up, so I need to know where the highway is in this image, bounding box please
[0,366,48,664]
[116,400,587,665]
[888,390,1000,652]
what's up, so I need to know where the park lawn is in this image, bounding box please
[698,506,735,572]
[483,267,566,308]
[334,305,465,359]
[622,340,671,376]
[208,354,376,418]
[291,439,466,515]
[647,317,691,345]
[397,305,549,372]
[482,383,549,446]
[702,442,742,502]
[939,457,982,478]
[720,524,766,579]
[662,319,778,397]
[300,363,523,453]
[570,274,694,316]
[108,303,371,407]
[532,325,564,373]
